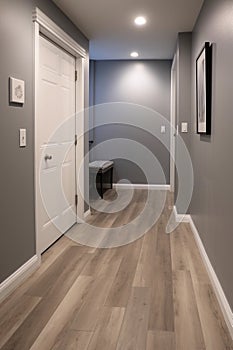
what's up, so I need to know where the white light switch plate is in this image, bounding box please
[19,129,26,147]
[181,122,188,133]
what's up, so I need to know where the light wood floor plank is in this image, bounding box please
[149,219,174,331]
[170,225,189,271]
[29,276,93,350]
[51,331,92,350]
[80,248,111,276]
[105,238,143,307]
[70,258,122,331]
[181,223,209,284]
[146,330,175,350]
[87,307,125,350]
[133,226,158,287]
[0,294,41,348]
[116,287,150,350]
[173,270,205,350]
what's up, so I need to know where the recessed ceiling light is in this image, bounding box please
[134,16,147,26]
[130,51,139,58]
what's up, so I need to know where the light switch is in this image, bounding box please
[181,122,188,133]
[19,128,26,147]
[161,125,166,134]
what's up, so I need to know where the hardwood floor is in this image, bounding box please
[0,189,232,350]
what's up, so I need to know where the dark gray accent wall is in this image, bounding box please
[90,60,172,184]
[189,0,233,309]
[0,0,89,283]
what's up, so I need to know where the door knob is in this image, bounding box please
[45,154,52,161]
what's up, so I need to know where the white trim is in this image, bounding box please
[84,209,91,218]
[0,255,40,303]
[113,183,171,191]
[173,205,190,223]
[32,8,86,58]
[33,21,40,257]
[75,57,85,223]
[173,207,233,340]
[170,53,177,193]
[189,216,233,340]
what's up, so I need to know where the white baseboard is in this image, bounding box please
[0,255,40,303]
[189,216,233,340]
[84,209,91,218]
[173,206,190,223]
[113,183,171,191]
[173,207,233,340]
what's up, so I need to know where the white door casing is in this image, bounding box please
[75,57,85,220]
[170,54,177,193]
[33,8,86,255]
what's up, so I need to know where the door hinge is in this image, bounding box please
[75,194,78,206]
[75,134,77,146]
[75,70,78,81]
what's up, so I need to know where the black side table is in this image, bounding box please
[89,161,114,198]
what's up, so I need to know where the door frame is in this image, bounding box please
[33,8,86,257]
[170,53,177,193]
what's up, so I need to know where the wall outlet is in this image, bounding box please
[161,125,166,134]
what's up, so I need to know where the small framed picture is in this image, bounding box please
[9,77,25,104]
[196,42,212,135]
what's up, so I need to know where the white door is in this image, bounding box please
[36,35,76,253]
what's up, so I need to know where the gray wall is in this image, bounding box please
[90,60,172,184]
[174,33,192,208]
[177,33,192,150]
[0,0,89,283]
[189,0,233,309]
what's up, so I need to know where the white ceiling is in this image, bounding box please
[53,0,204,60]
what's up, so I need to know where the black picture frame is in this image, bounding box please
[196,42,212,135]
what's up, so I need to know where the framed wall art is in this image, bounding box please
[196,42,212,135]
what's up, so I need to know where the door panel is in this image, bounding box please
[37,35,76,253]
